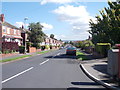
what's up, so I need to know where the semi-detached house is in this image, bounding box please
[0,14,23,46]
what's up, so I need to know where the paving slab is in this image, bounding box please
[80,58,120,90]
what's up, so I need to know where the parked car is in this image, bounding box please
[66,47,76,55]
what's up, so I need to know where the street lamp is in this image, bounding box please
[24,17,28,29]
[24,17,28,54]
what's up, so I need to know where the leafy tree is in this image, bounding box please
[50,34,55,39]
[69,41,73,45]
[89,1,120,45]
[27,22,46,49]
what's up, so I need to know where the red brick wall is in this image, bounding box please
[29,47,36,53]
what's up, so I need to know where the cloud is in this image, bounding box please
[52,5,95,40]
[40,0,79,5]
[55,33,90,40]
[15,22,24,28]
[41,23,53,31]
[40,0,109,5]
[15,22,29,28]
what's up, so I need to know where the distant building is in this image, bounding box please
[41,36,63,47]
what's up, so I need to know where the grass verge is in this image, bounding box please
[76,51,88,60]
[1,55,32,62]
[36,50,53,54]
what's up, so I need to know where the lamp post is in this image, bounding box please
[24,17,28,54]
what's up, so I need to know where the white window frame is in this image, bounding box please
[3,26,6,33]
[14,29,16,35]
[18,30,21,35]
[7,28,10,34]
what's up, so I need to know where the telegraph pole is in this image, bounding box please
[24,17,28,54]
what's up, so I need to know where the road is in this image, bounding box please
[2,49,107,89]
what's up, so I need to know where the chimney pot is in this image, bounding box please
[0,14,5,22]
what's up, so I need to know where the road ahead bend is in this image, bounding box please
[2,49,107,89]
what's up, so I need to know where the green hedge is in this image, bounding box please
[19,46,25,53]
[41,45,45,50]
[50,45,52,49]
[95,43,111,57]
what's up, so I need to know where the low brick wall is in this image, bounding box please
[36,49,41,52]
[29,47,36,53]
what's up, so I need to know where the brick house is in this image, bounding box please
[0,14,23,46]
[0,14,23,52]
[40,36,63,49]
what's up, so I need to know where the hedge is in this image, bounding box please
[19,46,25,53]
[95,43,111,57]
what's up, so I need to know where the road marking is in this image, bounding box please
[52,55,56,58]
[39,59,49,65]
[2,67,34,84]
[57,53,60,55]
[52,53,61,58]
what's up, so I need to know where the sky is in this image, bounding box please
[1,0,110,40]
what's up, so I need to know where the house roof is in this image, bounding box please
[3,21,30,32]
[3,21,20,30]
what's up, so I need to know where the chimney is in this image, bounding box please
[0,14,5,22]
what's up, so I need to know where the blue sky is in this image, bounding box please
[2,1,109,40]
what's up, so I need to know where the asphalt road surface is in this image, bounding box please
[2,49,108,90]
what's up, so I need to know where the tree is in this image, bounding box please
[27,22,46,49]
[89,1,120,45]
[69,41,73,45]
[50,34,55,39]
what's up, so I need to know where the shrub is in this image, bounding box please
[45,45,50,49]
[3,50,9,54]
[50,45,52,49]
[2,42,19,53]
[31,43,40,49]
[0,51,2,54]
[95,43,111,57]
[19,46,25,53]
[26,42,32,52]
[41,45,45,50]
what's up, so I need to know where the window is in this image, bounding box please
[3,29,6,33]
[14,29,16,34]
[3,26,6,33]
[18,30,21,35]
[7,28,10,34]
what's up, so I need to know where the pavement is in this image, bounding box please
[2,49,106,89]
[1,49,51,60]
[80,53,120,90]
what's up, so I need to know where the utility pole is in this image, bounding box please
[24,17,28,54]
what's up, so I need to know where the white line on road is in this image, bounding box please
[57,53,60,55]
[52,53,61,58]
[39,59,49,65]
[52,55,56,58]
[2,67,34,84]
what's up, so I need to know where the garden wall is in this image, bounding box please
[29,47,36,53]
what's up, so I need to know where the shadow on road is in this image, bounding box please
[44,54,77,59]
[71,82,100,85]
[68,82,108,90]
[2,88,109,90]
[67,87,108,90]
